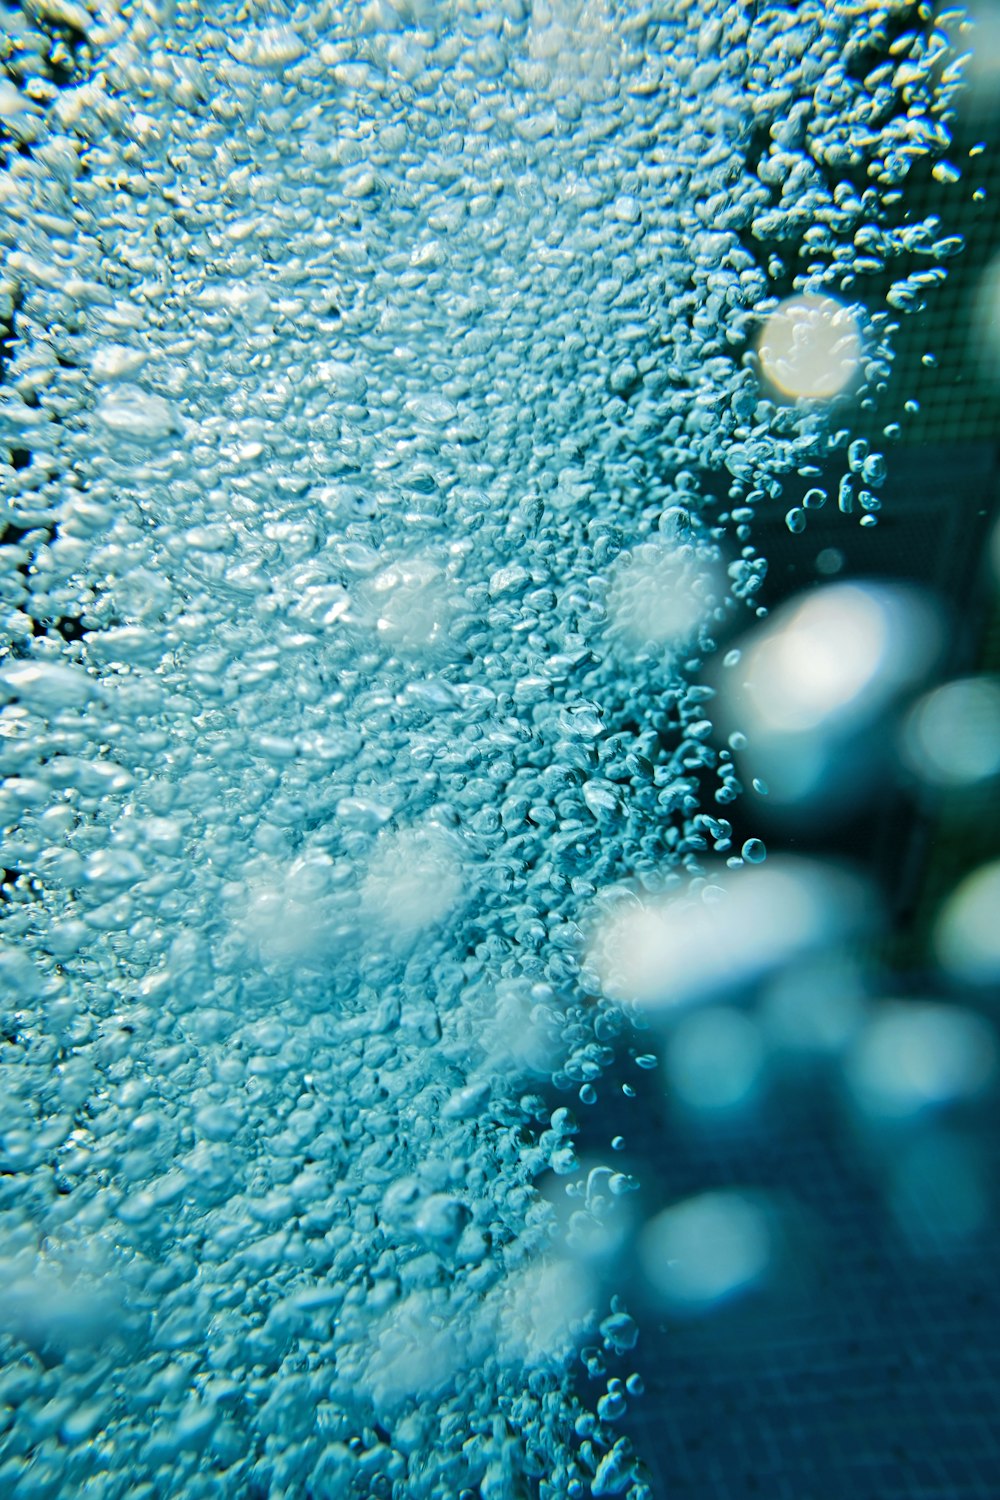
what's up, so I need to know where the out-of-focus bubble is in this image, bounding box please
[935,861,1000,985]
[235,850,347,973]
[363,557,457,654]
[889,1131,990,1250]
[527,0,616,99]
[363,1289,473,1409]
[815,547,845,577]
[639,1191,772,1312]
[0,1255,136,1360]
[738,584,937,735]
[757,294,862,400]
[760,956,868,1059]
[361,824,465,946]
[718,583,940,808]
[965,4,1000,114]
[901,676,1000,786]
[974,254,1000,387]
[666,1005,765,1116]
[499,1258,598,1367]
[606,541,718,654]
[846,1001,996,1120]
[589,859,871,1012]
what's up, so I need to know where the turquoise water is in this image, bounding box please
[0,3,979,1497]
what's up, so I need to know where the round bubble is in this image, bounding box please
[757,294,863,400]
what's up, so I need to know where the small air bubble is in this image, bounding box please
[861,453,887,486]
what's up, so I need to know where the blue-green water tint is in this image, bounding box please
[0,2,973,1497]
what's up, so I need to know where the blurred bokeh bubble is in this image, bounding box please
[900,675,1000,787]
[718,582,942,812]
[638,1191,772,1313]
[934,860,1000,986]
[664,1005,766,1119]
[757,294,863,401]
[589,858,873,1013]
[845,1000,996,1122]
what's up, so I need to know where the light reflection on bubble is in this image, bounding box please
[757,294,862,400]
[639,1191,772,1312]
[846,1001,996,1121]
[361,823,465,945]
[738,585,937,736]
[605,541,719,654]
[363,557,458,654]
[934,860,1000,986]
[499,1258,599,1368]
[665,1005,765,1116]
[900,676,1000,786]
[719,583,941,809]
[589,859,871,1012]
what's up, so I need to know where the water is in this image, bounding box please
[0,2,985,1498]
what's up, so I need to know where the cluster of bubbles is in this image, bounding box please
[0,1,988,1497]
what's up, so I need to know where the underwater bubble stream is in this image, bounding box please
[0,2,984,1497]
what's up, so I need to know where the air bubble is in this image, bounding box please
[0,1,965,1491]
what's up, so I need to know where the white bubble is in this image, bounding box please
[639,1191,772,1311]
[719,582,940,808]
[902,676,1000,786]
[364,558,457,654]
[757,294,862,400]
[589,859,870,1012]
[846,1001,996,1119]
[935,860,1000,985]
[96,385,179,442]
[741,584,936,735]
[499,1257,598,1367]
[227,24,306,70]
[235,850,347,973]
[0,659,101,712]
[361,824,465,945]
[0,79,35,122]
[606,541,718,653]
[363,1289,474,1409]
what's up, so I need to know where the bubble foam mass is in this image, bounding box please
[0,1,967,1496]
